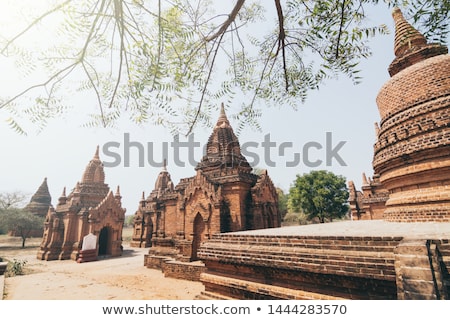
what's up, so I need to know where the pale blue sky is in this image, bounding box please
[0,1,398,214]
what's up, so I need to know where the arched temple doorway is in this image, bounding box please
[191,213,205,261]
[98,226,110,256]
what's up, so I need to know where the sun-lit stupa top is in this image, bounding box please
[196,103,252,175]
[81,145,105,184]
[388,7,448,76]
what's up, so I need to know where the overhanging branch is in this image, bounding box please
[205,0,245,42]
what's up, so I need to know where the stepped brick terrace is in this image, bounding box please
[197,221,450,300]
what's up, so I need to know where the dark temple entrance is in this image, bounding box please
[98,227,110,255]
[191,213,205,261]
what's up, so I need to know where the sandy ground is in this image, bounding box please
[0,233,204,300]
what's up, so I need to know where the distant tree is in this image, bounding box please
[0,192,27,210]
[282,210,310,226]
[1,208,44,248]
[289,170,349,223]
[276,187,288,220]
[0,192,28,234]
[124,215,135,228]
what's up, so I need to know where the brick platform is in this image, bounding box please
[197,221,450,299]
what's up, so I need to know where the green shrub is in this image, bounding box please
[5,259,27,277]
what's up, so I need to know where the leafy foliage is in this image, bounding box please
[5,259,28,277]
[0,192,28,234]
[0,0,448,134]
[289,170,349,223]
[0,208,44,248]
[276,187,289,220]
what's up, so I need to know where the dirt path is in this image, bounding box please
[1,237,204,300]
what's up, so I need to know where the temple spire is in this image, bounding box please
[58,187,67,205]
[216,102,230,128]
[94,145,100,160]
[362,172,369,186]
[81,146,105,183]
[392,7,427,57]
[388,7,447,76]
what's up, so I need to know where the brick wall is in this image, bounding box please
[197,233,450,299]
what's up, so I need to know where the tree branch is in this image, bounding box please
[0,62,78,110]
[1,0,71,55]
[274,0,288,91]
[205,0,245,42]
[186,31,226,135]
[335,0,347,59]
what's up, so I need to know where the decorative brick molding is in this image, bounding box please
[372,9,450,222]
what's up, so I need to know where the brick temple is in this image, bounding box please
[348,173,389,220]
[131,104,281,264]
[37,147,126,261]
[25,177,52,218]
[196,8,450,300]
[9,177,52,237]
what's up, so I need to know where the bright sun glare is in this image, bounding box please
[0,0,64,50]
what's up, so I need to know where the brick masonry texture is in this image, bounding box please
[372,9,450,222]
[196,221,450,299]
[131,105,281,262]
[195,9,450,300]
[37,147,126,261]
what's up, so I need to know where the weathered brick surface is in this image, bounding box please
[371,10,450,222]
[162,260,206,282]
[197,234,401,299]
[197,233,450,300]
[132,106,280,262]
[394,240,441,299]
[37,147,126,261]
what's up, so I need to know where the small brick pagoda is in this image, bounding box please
[25,177,52,218]
[348,173,389,220]
[37,147,126,261]
[131,104,281,263]
[9,178,52,237]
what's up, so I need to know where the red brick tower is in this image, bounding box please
[196,103,257,230]
[373,8,450,222]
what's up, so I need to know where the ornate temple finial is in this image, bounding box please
[81,145,105,183]
[392,7,427,57]
[362,172,369,186]
[163,159,167,172]
[94,145,100,160]
[141,191,145,201]
[58,187,67,205]
[115,185,122,202]
[374,122,380,138]
[216,102,230,128]
[388,7,447,76]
